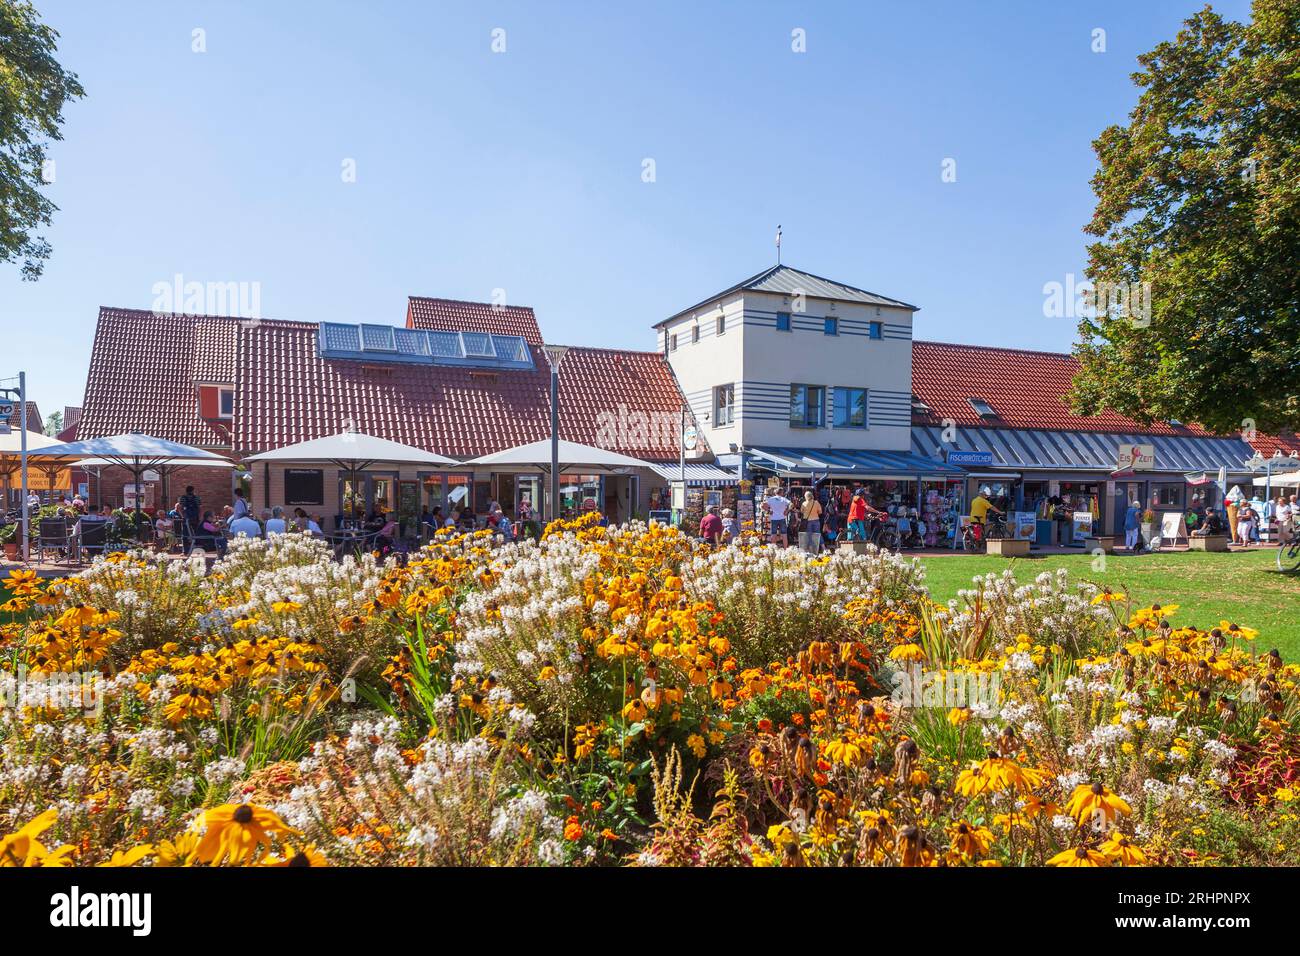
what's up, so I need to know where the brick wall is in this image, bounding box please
[80,463,234,513]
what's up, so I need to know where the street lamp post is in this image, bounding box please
[543,345,569,523]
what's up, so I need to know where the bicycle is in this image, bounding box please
[962,512,1008,553]
[1279,528,1300,572]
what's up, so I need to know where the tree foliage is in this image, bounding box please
[0,0,84,279]
[1071,0,1299,435]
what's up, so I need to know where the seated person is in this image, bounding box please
[375,511,399,549]
[228,510,263,539]
[154,511,175,550]
[264,506,289,535]
[293,507,323,537]
[194,510,228,558]
[1193,508,1226,536]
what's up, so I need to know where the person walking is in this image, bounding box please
[1236,501,1257,547]
[720,508,738,543]
[1123,499,1144,552]
[179,485,201,554]
[699,505,723,546]
[800,490,823,553]
[762,488,792,547]
[846,487,868,542]
[231,487,251,521]
[1277,496,1295,544]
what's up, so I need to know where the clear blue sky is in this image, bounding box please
[2,0,1252,422]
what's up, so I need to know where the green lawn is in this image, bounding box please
[915,548,1300,658]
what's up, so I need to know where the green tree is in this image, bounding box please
[1071,0,1299,436]
[43,409,61,434]
[0,0,84,279]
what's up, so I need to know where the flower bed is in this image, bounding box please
[0,515,1295,867]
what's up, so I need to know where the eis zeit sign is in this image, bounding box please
[1115,443,1156,471]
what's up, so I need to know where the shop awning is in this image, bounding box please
[747,446,965,479]
[646,462,739,486]
[910,426,1255,475]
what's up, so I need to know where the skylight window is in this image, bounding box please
[911,394,931,415]
[319,323,534,370]
[460,332,496,357]
[428,331,463,358]
[360,324,396,351]
[968,397,998,419]
[321,323,361,353]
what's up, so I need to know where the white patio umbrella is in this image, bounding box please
[464,437,650,474]
[465,438,651,520]
[244,431,458,470]
[32,433,231,520]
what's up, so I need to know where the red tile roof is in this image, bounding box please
[910,340,1299,458]
[406,297,544,346]
[233,320,698,461]
[910,340,1219,437]
[1250,430,1300,457]
[78,308,234,448]
[235,319,553,458]
[556,346,696,460]
[4,402,43,434]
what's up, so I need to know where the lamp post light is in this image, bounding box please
[543,345,569,523]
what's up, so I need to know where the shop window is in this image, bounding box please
[833,387,867,428]
[776,312,791,331]
[789,384,825,428]
[714,383,735,426]
[1152,483,1183,508]
[824,316,839,336]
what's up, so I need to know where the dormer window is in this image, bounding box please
[968,397,998,419]
[218,387,234,419]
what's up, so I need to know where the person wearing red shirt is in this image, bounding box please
[699,506,723,545]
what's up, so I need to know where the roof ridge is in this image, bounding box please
[914,338,1078,360]
[545,343,667,357]
[98,305,249,323]
[764,263,914,307]
[409,295,536,312]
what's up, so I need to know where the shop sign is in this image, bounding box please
[946,450,994,467]
[1071,511,1094,538]
[1115,443,1155,471]
[1013,512,1037,539]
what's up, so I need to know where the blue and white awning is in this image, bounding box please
[910,426,1255,474]
[746,446,965,479]
[646,462,740,486]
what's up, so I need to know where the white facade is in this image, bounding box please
[657,273,915,456]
